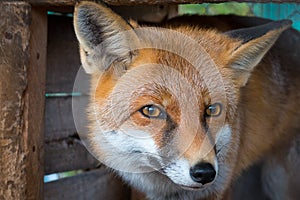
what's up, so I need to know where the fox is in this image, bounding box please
[73,2,300,200]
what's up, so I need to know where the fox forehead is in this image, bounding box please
[93,52,207,110]
[92,27,236,104]
[91,48,229,147]
[90,26,240,85]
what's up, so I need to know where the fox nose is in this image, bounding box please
[189,162,216,185]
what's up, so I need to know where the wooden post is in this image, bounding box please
[0,2,47,200]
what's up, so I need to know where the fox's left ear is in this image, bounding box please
[74,2,139,74]
[225,20,292,86]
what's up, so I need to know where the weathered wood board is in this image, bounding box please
[0,3,47,200]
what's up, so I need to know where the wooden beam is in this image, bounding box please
[5,0,300,6]
[30,0,77,6]
[0,2,47,200]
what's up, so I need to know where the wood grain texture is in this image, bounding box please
[26,6,48,200]
[44,169,131,200]
[0,3,47,200]
[28,0,77,6]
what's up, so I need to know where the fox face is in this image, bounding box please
[73,2,291,199]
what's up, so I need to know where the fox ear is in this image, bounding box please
[225,20,292,86]
[74,2,139,74]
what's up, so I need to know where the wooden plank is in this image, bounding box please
[26,6,48,200]
[27,0,77,6]
[111,5,177,23]
[16,0,300,6]
[44,169,131,200]
[0,3,47,200]
[44,137,100,174]
[45,98,77,141]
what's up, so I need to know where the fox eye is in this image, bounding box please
[140,105,166,119]
[205,103,222,117]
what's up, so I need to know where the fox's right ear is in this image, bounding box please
[74,2,139,74]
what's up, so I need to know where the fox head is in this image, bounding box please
[74,2,291,199]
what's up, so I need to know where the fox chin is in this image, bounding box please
[73,2,300,200]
